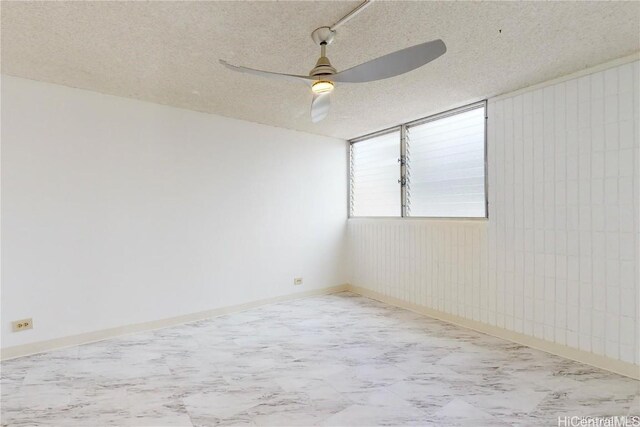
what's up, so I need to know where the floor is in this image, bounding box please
[1,292,638,427]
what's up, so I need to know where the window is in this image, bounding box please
[349,128,401,217]
[349,102,486,218]
[406,105,486,217]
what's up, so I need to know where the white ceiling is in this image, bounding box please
[2,1,639,140]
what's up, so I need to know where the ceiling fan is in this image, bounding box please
[219,1,446,123]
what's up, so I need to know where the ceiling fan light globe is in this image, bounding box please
[312,80,334,94]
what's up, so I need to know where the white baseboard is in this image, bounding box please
[0,284,348,361]
[4,283,638,381]
[346,285,640,380]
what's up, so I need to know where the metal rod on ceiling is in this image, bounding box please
[330,0,374,31]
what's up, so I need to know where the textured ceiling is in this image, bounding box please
[2,1,639,139]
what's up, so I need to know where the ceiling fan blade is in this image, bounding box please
[220,60,314,83]
[331,39,446,83]
[311,92,331,123]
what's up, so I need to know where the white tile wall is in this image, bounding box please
[348,60,639,366]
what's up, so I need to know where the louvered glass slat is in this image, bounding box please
[350,130,401,217]
[406,106,486,217]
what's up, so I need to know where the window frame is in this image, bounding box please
[348,100,488,220]
[348,126,402,218]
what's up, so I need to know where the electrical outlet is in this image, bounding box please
[294,277,303,285]
[12,318,33,332]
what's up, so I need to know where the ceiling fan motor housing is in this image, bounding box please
[310,27,338,78]
[310,56,337,77]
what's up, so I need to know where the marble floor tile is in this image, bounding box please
[1,292,638,426]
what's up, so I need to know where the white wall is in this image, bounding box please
[1,76,348,349]
[349,59,639,366]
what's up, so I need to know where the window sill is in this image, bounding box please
[348,216,489,222]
